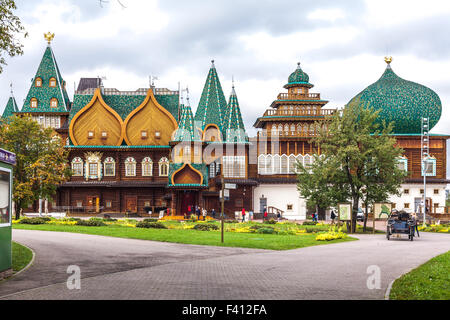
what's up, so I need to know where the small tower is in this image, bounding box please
[223,79,247,143]
[1,84,19,121]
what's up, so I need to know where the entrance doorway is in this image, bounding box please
[87,196,100,213]
[180,191,197,216]
[259,196,267,213]
[125,196,137,213]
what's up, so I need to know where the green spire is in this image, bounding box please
[173,103,200,141]
[194,60,227,132]
[1,95,19,121]
[20,45,71,113]
[224,84,247,142]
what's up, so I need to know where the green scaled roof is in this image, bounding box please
[69,92,180,122]
[1,96,19,120]
[20,45,71,113]
[285,62,313,87]
[173,104,201,141]
[194,60,227,132]
[347,64,442,134]
[224,86,248,142]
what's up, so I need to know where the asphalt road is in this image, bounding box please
[0,229,449,300]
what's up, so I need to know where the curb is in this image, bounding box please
[384,279,395,300]
[10,242,36,279]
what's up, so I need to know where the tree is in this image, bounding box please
[297,99,406,233]
[0,115,70,219]
[297,154,349,220]
[0,0,27,73]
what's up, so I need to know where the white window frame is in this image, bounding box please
[159,157,169,176]
[104,157,116,177]
[142,157,153,177]
[71,157,84,176]
[125,157,137,177]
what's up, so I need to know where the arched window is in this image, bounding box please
[49,77,57,87]
[258,154,265,174]
[289,154,297,174]
[284,124,289,134]
[273,154,281,174]
[290,124,295,136]
[71,157,83,176]
[278,124,283,135]
[159,157,169,176]
[281,154,288,174]
[271,125,277,136]
[50,98,58,108]
[297,123,302,136]
[104,157,115,176]
[35,77,42,87]
[125,157,136,177]
[265,155,272,175]
[86,153,102,180]
[30,98,38,108]
[142,157,153,176]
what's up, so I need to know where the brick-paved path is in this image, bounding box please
[0,229,448,300]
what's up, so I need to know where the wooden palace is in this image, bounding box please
[1,35,449,218]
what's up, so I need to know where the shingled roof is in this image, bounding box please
[1,96,19,120]
[223,84,247,143]
[194,60,227,132]
[20,45,71,113]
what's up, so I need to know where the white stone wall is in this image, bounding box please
[388,183,447,214]
[253,184,306,220]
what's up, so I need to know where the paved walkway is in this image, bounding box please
[0,229,449,300]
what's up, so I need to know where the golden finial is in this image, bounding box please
[44,32,55,45]
[384,56,393,65]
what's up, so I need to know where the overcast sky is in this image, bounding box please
[0,0,449,171]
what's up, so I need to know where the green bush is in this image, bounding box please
[304,227,320,233]
[249,224,267,231]
[193,223,219,231]
[103,217,117,222]
[224,220,238,223]
[143,218,158,223]
[257,227,276,234]
[264,219,277,224]
[302,221,318,226]
[136,221,167,229]
[19,217,48,225]
[76,219,106,227]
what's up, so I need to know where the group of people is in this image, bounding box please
[184,205,217,220]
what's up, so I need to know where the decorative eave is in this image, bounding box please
[65,145,171,149]
[270,99,329,109]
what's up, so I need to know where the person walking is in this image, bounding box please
[196,206,201,221]
[187,205,192,218]
[249,210,253,221]
[212,208,216,219]
[241,208,246,223]
[202,208,207,221]
[263,209,268,222]
[330,210,336,225]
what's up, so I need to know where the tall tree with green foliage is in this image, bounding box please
[297,154,349,220]
[0,0,27,73]
[0,115,70,219]
[297,99,406,232]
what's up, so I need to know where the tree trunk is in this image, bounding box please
[363,202,369,232]
[352,196,359,233]
[318,206,326,220]
[15,201,20,220]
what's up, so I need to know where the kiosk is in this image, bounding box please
[0,148,15,279]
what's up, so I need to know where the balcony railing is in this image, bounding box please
[277,93,321,100]
[263,108,334,117]
[258,130,321,138]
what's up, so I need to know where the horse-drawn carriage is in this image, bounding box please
[386,210,418,241]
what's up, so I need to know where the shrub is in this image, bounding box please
[257,227,276,234]
[136,221,168,229]
[76,219,106,227]
[302,221,318,226]
[103,217,117,222]
[143,218,158,223]
[224,220,238,223]
[19,217,48,225]
[193,223,219,231]
[264,219,277,224]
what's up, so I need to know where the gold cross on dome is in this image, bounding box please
[384,56,393,64]
[44,32,55,44]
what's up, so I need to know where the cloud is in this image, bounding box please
[0,0,449,177]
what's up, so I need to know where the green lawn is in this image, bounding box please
[390,251,450,300]
[12,241,33,272]
[13,223,357,250]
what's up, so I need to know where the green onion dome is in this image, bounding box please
[347,60,442,134]
[284,62,313,88]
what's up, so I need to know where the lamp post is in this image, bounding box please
[220,172,225,243]
[421,117,429,226]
